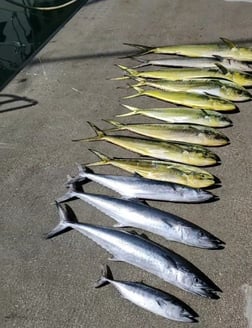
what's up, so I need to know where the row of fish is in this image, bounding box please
[47,202,220,323]
[47,38,251,323]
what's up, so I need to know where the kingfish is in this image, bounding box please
[95,265,198,323]
[73,122,219,166]
[124,38,252,61]
[118,104,232,127]
[132,56,252,71]
[105,120,229,146]
[125,86,236,111]
[133,78,251,102]
[87,149,216,188]
[47,203,222,298]
[67,164,214,203]
[57,182,223,249]
[116,64,252,87]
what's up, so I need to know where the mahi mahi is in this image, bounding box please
[86,149,216,188]
[47,203,222,298]
[95,265,198,323]
[57,182,223,249]
[132,78,251,102]
[125,86,235,111]
[73,122,219,166]
[66,164,214,203]
[116,64,252,87]
[124,38,252,61]
[118,104,232,127]
[132,56,252,71]
[105,120,229,146]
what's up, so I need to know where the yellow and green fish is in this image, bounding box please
[133,78,251,102]
[105,120,229,147]
[118,105,232,127]
[124,38,252,61]
[86,149,216,188]
[73,122,219,166]
[125,86,236,111]
[116,64,252,87]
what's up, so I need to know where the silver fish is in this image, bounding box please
[47,203,222,298]
[132,56,252,71]
[95,265,199,323]
[67,164,214,203]
[57,181,224,249]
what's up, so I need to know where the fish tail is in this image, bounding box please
[57,176,82,203]
[103,119,124,131]
[109,75,130,81]
[86,149,111,167]
[45,202,78,239]
[72,122,105,142]
[116,104,139,117]
[123,85,144,99]
[65,164,90,187]
[131,57,150,68]
[123,42,154,56]
[116,64,138,77]
[94,264,114,288]
[131,78,145,88]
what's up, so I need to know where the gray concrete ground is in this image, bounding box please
[1,0,252,327]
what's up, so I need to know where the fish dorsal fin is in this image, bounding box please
[215,63,228,74]
[220,37,236,49]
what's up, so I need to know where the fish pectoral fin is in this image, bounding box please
[129,230,150,240]
[108,256,122,262]
[129,198,150,207]
[215,63,228,74]
[220,37,236,49]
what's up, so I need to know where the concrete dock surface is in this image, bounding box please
[1,0,252,327]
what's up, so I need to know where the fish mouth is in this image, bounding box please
[183,315,198,323]
[206,237,225,250]
[195,281,222,299]
[180,307,199,323]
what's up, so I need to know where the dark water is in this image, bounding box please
[0,0,88,91]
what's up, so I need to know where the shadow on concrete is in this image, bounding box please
[30,49,138,65]
[0,93,38,113]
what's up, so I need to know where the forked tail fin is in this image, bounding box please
[123,42,154,56]
[86,149,111,167]
[123,86,145,99]
[45,202,78,239]
[72,122,106,142]
[103,119,125,132]
[94,265,114,288]
[116,104,140,117]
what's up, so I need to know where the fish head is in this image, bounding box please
[181,226,225,249]
[177,268,221,299]
[158,299,198,322]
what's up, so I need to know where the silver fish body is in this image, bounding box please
[47,203,222,298]
[67,165,214,203]
[133,56,252,71]
[57,183,223,249]
[95,265,198,322]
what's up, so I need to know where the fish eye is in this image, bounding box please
[194,277,201,284]
[198,231,204,238]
